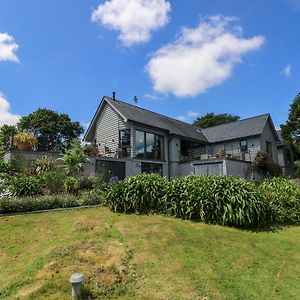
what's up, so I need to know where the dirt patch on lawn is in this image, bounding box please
[18,240,135,299]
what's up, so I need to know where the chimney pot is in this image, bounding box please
[112,92,116,100]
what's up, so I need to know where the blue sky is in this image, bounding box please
[0,0,299,130]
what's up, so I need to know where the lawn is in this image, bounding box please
[0,207,299,299]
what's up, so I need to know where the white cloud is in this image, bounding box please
[176,111,199,123]
[91,0,171,46]
[282,64,292,77]
[146,16,265,98]
[0,32,19,62]
[0,92,21,126]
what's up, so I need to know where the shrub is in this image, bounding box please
[10,176,42,197]
[259,177,300,224]
[105,173,167,214]
[252,151,282,177]
[64,176,80,194]
[0,195,80,214]
[39,170,66,194]
[81,188,105,206]
[14,132,38,148]
[0,160,14,174]
[163,175,266,226]
[34,156,55,174]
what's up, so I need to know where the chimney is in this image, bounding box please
[112,92,116,100]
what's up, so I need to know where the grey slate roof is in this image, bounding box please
[104,97,208,142]
[201,114,273,143]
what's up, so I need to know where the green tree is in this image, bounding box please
[0,125,17,154]
[281,93,300,148]
[17,109,84,150]
[193,113,240,128]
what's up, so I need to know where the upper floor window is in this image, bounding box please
[135,130,164,160]
[119,129,131,147]
[240,139,248,152]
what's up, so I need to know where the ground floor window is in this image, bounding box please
[141,162,162,175]
[96,160,126,181]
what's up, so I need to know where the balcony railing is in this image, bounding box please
[86,145,132,159]
[180,146,258,163]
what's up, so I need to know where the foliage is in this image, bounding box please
[0,125,17,154]
[60,139,87,176]
[0,159,14,174]
[17,108,84,151]
[14,132,38,148]
[259,177,300,224]
[252,150,282,177]
[280,92,300,156]
[163,175,265,226]
[193,112,240,128]
[105,173,167,214]
[10,176,42,197]
[64,176,80,194]
[34,155,55,174]
[81,188,106,206]
[39,170,66,194]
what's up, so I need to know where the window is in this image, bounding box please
[136,130,145,158]
[286,149,292,166]
[119,129,131,147]
[135,130,164,160]
[240,139,248,152]
[266,141,273,160]
[141,162,162,175]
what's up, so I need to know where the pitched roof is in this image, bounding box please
[276,130,286,146]
[85,96,208,142]
[201,114,278,143]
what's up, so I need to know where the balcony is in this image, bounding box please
[85,144,132,159]
[180,146,258,163]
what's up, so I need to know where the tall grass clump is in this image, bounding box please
[105,173,167,214]
[163,175,266,226]
[259,177,300,224]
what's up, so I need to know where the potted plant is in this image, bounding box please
[14,132,38,151]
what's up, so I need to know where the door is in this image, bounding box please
[194,162,223,175]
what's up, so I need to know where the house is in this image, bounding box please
[83,95,294,180]
[277,130,295,176]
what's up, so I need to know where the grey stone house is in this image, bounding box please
[83,95,294,180]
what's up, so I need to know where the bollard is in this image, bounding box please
[69,273,84,300]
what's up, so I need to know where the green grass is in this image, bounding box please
[0,207,299,299]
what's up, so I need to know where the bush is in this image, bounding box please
[10,176,42,197]
[64,176,80,194]
[163,176,266,226]
[39,170,66,194]
[34,156,55,174]
[105,173,167,214]
[252,151,282,177]
[0,195,80,214]
[259,177,300,224]
[0,160,14,174]
[105,174,266,227]
[81,188,105,206]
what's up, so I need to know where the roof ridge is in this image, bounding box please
[202,113,270,131]
[105,96,199,128]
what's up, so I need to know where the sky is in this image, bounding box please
[0,0,299,130]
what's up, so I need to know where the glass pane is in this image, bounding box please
[119,129,130,147]
[146,133,155,159]
[136,131,145,158]
[240,140,247,151]
[155,135,164,160]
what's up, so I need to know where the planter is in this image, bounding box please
[16,141,32,151]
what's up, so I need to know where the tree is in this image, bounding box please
[17,109,84,151]
[193,113,240,128]
[0,125,17,154]
[59,139,87,176]
[281,93,300,154]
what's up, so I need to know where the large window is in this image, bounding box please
[141,162,162,175]
[135,130,164,160]
[119,129,131,157]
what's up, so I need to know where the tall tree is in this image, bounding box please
[281,92,300,154]
[17,109,84,151]
[0,125,17,154]
[193,113,240,128]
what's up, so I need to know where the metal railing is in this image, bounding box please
[180,146,257,163]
